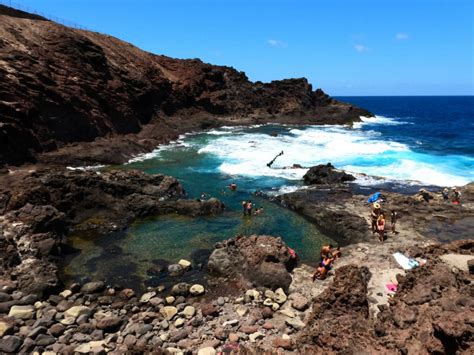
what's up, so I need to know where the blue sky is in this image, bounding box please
[8,0,474,95]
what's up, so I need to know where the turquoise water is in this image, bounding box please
[64,97,474,289]
[64,127,332,289]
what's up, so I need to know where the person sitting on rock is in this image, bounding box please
[452,187,462,205]
[371,203,381,233]
[377,213,386,242]
[312,256,334,281]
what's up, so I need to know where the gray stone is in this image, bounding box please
[81,281,105,294]
[27,326,47,339]
[36,334,56,346]
[0,336,22,353]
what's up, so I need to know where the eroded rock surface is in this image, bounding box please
[0,5,372,167]
[208,235,295,291]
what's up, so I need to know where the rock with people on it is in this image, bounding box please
[207,235,298,291]
[303,163,356,185]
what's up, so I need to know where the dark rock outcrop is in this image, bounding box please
[0,168,224,295]
[0,5,372,167]
[303,163,356,185]
[207,235,295,291]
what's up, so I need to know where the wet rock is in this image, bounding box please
[81,281,105,294]
[303,163,355,185]
[8,305,35,319]
[178,259,191,269]
[189,284,205,296]
[120,289,135,299]
[160,306,178,320]
[171,283,190,296]
[96,316,122,332]
[0,336,22,353]
[168,264,185,277]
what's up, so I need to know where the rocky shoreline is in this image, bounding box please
[1,163,473,353]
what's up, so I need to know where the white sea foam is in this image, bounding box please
[66,165,105,171]
[197,124,473,187]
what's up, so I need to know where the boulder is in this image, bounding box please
[208,235,295,291]
[303,163,355,185]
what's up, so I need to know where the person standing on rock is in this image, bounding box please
[377,213,386,242]
[371,203,381,233]
[452,187,461,205]
[390,210,398,234]
[242,200,247,216]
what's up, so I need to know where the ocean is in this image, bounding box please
[63,96,474,289]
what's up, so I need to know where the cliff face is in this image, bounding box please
[0,5,372,166]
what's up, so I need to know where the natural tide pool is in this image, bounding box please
[63,125,335,290]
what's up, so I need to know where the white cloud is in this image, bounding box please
[354,44,369,52]
[395,33,409,40]
[267,39,287,47]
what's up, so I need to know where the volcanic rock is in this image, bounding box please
[208,235,295,290]
[303,163,356,185]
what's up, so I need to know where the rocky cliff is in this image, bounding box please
[0,5,372,166]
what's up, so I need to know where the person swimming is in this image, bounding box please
[229,183,237,191]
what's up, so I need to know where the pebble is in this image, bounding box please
[171,283,190,296]
[96,316,122,332]
[245,289,260,301]
[0,336,23,353]
[222,319,239,327]
[8,305,35,319]
[166,296,176,304]
[59,290,72,299]
[285,317,305,330]
[178,259,191,269]
[240,325,258,334]
[290,293,309,311]
[81,281,105,294]
[228,333,240,342]
[272,303,280,311]
[174,318,185,328]
[272,337,292,349]
[189,284,205,296]
[264,290,275,299]
[60,317,76,325]
[48,323,65,337]
[249,331,265,342]
[168,264,184,277]
[160,320,169,329]
[182,305,196,318]
[0,321,14,337]
[263,298,274,306]
[274,288,287,304]
[235,305,248,317]
[279,309,295,318]
[140,292,156,303]
[160,306,178,320]
[217,297,225,306]
[35,334,56,346]
[198,346,216,355]
[64,305,92,318]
